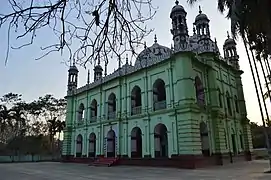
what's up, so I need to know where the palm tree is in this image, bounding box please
[47,117,58,154]
[56,120,65,153]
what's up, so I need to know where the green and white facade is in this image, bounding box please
[62,1,253,168]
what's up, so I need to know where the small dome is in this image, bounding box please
[224,32,236,46]
[195,6,209,23]
[94,64,103,71]
[135,35,172,67]
[170,0,186,18]
[68,64,78,72]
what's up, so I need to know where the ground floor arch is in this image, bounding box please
[107,129,116,157]
[154,123,168,157]
[200,122,210,156]
[88,133,96,157]
[131,127,142,158]
[76,134,83,157]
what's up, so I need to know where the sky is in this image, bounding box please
[0,0,267,124]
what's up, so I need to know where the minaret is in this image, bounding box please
[194,6,210,38]
[223,31,240,69]
[94,57,103,81]
[67,60,79,94]
[170,0,189,51]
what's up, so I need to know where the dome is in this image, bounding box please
[135,35,172,67]
[68,64,78,72]
[195,13,208,22]
[170,0,186,18]
[195,6,209,23]
[224,32,236,46]
[94,64,103,71]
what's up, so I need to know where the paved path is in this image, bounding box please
[0,160,271,180]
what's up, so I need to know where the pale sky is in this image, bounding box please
[0,1,267,124]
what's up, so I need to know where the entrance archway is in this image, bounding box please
[131,127,142,158]
[88,133,96,157]
[76,134,83,157]
[200,122,210,156]
[154,123,168,157]
[107,129,116,157]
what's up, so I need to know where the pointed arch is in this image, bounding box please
[131,127,142,157]
[154,123,168,157]
[108,93,116,120]
[195,76,205,105]
[90,99,98,122]
[76,134,83,157]
[77,103,85,122]
[200,122,210,156]
[153,79,166,111]
[88,133,96,157]
[131,86,142,115]
[226,91,232,116]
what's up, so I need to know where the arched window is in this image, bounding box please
[218,88,223,108]
[108,93,116,120]
[153,79,166,111]
[77,103,85,122]
[195,76,205,105]
[226,92,232,116]
[131,86,142,115]
[90,99,98,122]
[234,95,239,113]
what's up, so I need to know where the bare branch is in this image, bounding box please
[0,0,157,65]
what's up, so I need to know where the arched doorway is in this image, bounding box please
[107,129,116,157]
[88,133,96,157]
[76,134,83,157]
[200,122,210,156]
[154,123,168,157]
[153,79,166,111]
[131,127,142,158]
[231,128,237,155]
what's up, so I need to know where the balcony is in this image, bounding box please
[108,111,116,120]
[131,106,142,116]
[153,100,166,111]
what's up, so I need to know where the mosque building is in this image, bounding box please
[62,1,253,168]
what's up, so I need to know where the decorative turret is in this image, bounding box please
[170,0,189,51]
[194,6,210,39]
[67,61,79,93]
[223,31,240,69]
[94,57,103,81]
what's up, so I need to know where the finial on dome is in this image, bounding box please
[126,54,128,64]
[215,38,217,44]
[227,31,230,39]
[154,34,157,43]
[175,0,179,5]
[199,6,202,14]
[144,41,147,49]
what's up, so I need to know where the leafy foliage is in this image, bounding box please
[0,93,66,155]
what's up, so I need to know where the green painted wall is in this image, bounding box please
[62,51,253,159]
